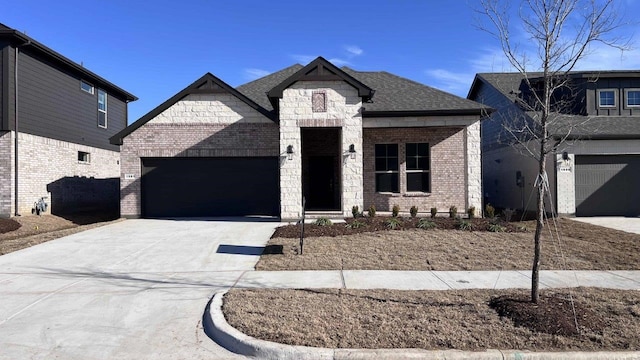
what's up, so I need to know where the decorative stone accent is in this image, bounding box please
[0,132,13,218]
[465,120,482,215]
[312,91,326,113]
[279,81,363,220]
[555,153,575,214]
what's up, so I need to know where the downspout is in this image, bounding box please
[14,40,30,216]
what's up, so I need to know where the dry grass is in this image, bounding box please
[223,287,640,351]
[0,215,122,255]
[256,218,640,270]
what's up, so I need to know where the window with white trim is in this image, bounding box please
[375,144,399,193]
[80,80,94,94]
[78,151,90,163]
[598,89,616,107]
[405,143,430,192]
[97,89,107,128]
[625,89,640,107]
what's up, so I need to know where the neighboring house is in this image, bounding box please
[0,23,137,218]
[468,71,640,216]
[111,57,487,220]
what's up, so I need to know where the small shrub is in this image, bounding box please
[430,207,438,218]
[417,218,436,230]
[352,205,360,218]
[410,206,418,218]
[368,205,376,218]
[503,208,514,222]
[345,220,365,229]
[458,220,473,231]
[485,204,495,218]
[314,217,332,226]
[392,204,400,217]
[386,217,402,230]
[488,223,506,232]
[467,206,476,219]
[449,206,458,218]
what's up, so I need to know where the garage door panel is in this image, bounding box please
[575,155,640,216]
[142,157,279,217]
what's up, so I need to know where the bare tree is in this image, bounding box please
[478,0,628,303]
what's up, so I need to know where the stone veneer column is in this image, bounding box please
[279,81,364,220]
[555,153,575,215]
[466,120,482,214]
[0,131,14,218]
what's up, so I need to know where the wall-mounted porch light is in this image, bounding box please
[286,145,294,160]
[562,151,569,161]
[348,144,356,159]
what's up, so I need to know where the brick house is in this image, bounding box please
[111,57,487,220]
[468,71,640,216]
[0,23,136,218]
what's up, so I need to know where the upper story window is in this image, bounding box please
[375,144,399,193]
[625,89,640,107]
[80,80,94,94]
[97,89,107,128]
[598,89,616,108]
[406,143,430,192]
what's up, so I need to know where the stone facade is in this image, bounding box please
[363,127,468,215]
[119,93,277,217]
[0,131,120,217]
[278,81,363,220]
[465,120,482,214]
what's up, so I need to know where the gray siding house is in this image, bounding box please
[0,23,136,218]
[112,57,488,220]
[468,71,640,216]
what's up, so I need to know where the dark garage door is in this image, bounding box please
[575,155,640,216]
[141,157,279,217]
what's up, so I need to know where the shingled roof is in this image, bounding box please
[236,62,488,116]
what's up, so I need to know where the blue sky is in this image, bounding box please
[3,0,640,122]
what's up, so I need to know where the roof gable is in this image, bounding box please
[110,72,273,145]
[266,57,374,111]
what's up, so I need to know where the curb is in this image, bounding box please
[206,290,640,360]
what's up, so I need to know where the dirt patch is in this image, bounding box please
[0,219,21,234]
[223,287,640,351]
[273,217,523,238]
[257,218,640,270]
[0,214,122,255]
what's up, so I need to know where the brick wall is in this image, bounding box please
[119,93,278,217]
[0,131,120,217]
[279,81,363,219]
[0,132,13,218]
[363,127,467,215]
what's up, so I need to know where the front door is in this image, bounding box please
[302,128,341,211]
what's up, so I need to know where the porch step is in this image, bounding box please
[304,211,345,221]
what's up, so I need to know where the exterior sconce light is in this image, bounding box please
[349,144,356,159]
[562,151,569,161]
[286,145,294,160]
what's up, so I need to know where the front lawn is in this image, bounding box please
[257,218,640,270]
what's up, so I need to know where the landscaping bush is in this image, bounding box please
[367,205,376,218]
[392,204,400,217]
[410,206,418,218]
[352,205,360,219]
[485,204,495,218]
[467,206,476,219]
[314,217,332,226]
[458,220,473,231]
[488,223,506,232]
[385,218,402,230]
[449,206,458,218]
[430,207,437,218]
[503,208,514,222]
[417,218,436,230]
[345,220,365,229]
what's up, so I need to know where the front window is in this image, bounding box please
[80,80,94,94]
[375,144,399,193]
[406,143,430,192]
[626,90,640,107]
[598,90,616,107]
[98,89,107,128]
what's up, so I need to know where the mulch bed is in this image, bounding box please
[0,219,21,234]
[273,216,524,238]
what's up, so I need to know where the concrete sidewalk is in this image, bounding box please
[232,269,640,290]
[571,216,640,235]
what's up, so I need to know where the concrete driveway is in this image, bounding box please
[0,218,280,359]
[571,216,640,234]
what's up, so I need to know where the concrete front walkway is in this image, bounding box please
[571,216,640,234]
[0,218,280,360]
